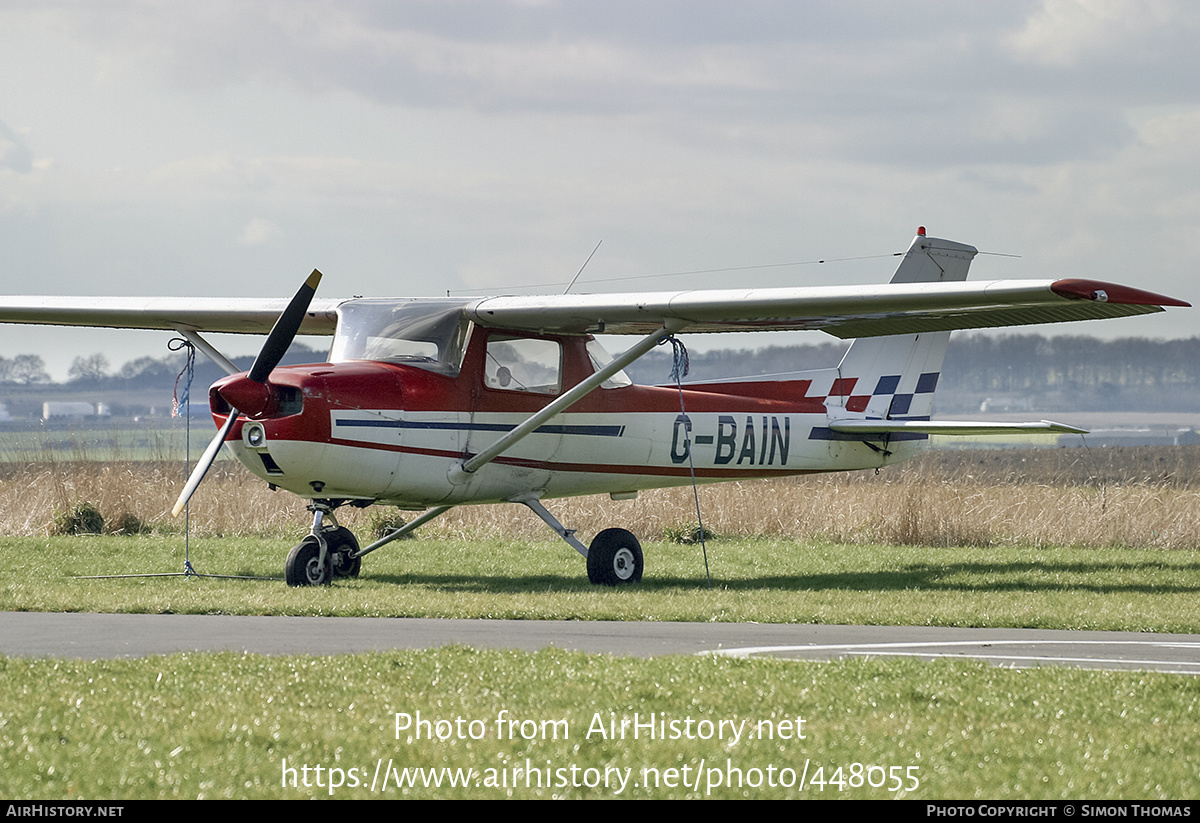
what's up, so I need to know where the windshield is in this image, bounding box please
[330,299,473,376]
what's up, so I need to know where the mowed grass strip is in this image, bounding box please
[2,649,1197,800]
[3,534,1199,632]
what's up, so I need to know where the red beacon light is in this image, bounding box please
[917,226,926,236]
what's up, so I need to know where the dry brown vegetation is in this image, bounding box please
[4,446,1200,550]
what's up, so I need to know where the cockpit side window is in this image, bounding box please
[484,335,562,395]
[585,339,633,389]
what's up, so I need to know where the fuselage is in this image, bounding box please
[209,328,922,508]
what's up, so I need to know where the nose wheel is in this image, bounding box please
[285,536,331,587]
[286,505,363,586]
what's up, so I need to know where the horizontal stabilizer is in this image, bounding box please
[827,419,1087,436]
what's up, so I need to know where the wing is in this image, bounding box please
[1,282,1182,339]
[0,233,1187,339]
[465,278,1188,338]
[0,296,343,335]
[467,232,1188,336]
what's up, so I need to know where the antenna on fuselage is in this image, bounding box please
[563,240,603,295]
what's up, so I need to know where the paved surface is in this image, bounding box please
[4,612,1200,673]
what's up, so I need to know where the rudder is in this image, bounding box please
[830,229,978,420]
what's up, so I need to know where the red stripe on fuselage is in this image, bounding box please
[215,360,829,431]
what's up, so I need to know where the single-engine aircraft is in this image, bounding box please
[0,229,1188,586]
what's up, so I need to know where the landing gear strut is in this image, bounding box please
[285,503,362,587]
[516,496,644,586]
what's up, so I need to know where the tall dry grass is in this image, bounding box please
[3,446,1199,550]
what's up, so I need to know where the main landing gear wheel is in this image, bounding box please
[285,536,331,587]
[586,528,643,586]
[326,526,362,578]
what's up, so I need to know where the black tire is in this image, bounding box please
[285,536,331,587]
[586,528,643,586]
[326,526,362,578]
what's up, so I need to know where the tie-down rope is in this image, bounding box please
[658,335,712,588]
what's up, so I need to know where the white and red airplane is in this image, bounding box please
[0,229,1188,586]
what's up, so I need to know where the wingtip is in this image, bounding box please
[1051,279,1190,307]
[1041,419,1088,435]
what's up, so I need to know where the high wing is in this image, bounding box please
[0,279,1184,339]
[468,234,1188,336]
[0,296,343,335]
[0,235,1187,338]
[466,278,1187,338]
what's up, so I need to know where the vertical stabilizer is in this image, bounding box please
[829,230,978,420]
[886,226,978,284]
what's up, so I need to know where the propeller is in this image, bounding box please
[171,269,322,517]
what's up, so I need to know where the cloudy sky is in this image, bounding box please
[1,0,1198,379]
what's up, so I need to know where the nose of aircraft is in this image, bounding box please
[216,375,275,418]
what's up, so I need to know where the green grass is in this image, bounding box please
[5,533,1199,801]
[2,534,1199,632]
[0,424,207,463]
[2,648,1197,799]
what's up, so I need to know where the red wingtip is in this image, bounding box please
[1051,279,1191,307]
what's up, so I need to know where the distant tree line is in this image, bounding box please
[3,334,1198,415]
[0,343,326,391]
[0,354,52,385]
[626,334,1200,413]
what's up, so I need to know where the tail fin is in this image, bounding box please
[829,229,978,420]
[822,230,1091,444]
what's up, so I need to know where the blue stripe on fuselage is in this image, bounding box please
[333,418,625,437]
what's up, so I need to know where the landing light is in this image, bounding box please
[244,423,267,450]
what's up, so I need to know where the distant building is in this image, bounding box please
[979,396,1033,413]
[42,401,111,421]
[1057,429,1199,447]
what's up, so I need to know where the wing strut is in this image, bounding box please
[171,327,240,376]
[449,319,688,483]
[353,505,454,559]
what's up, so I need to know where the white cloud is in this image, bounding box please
[239,217,282,246]
[1005,0,1195,67]
[0,0,1196,374]
[0,120,33,173]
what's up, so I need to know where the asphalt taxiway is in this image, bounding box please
[3,612,1199,674]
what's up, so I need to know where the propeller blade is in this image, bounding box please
[172,411,240,517]
[248,269,322,384]
[175,270,321,517]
